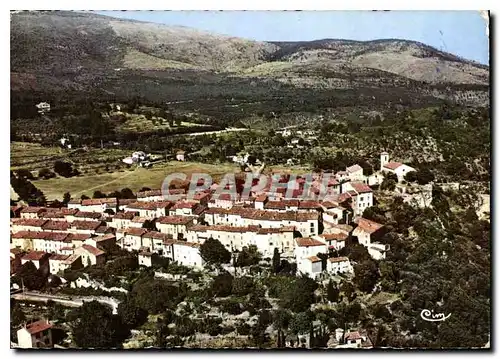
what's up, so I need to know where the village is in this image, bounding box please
[9,150,441,349]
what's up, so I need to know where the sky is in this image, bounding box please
[95,10,489,65]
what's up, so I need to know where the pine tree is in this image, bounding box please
[327,279,339,303]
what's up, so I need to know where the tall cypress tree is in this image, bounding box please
[309,323,315,349]
[272,248,280,274]
[327,279,339,303]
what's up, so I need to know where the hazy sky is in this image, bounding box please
[95,10,489,65]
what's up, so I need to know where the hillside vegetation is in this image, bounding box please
[11,10,489,119]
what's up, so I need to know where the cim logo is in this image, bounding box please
[420,309,451,322]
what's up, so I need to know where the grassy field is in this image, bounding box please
[31,161,313,201]
[10,142,132,174]
[32,161,239,200]
[12,142,313,201]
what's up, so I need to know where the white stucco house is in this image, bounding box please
[17,319,53,348]
[380,152,416,182]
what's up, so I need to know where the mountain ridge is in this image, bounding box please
[11,10,489,110]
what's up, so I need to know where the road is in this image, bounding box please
[173,127,249,137]
[11,291,120,314]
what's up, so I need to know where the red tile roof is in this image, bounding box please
[295,238,325,247]
[74,211,102,219]
[22,251,49,261]
[25,320,53,335]
[42,220,70,231]
[345,331,362,341]
[255,194,267,202]
[136,189,162,198]
[321,201,340,208]
[124,227,148,237]
[204,207,318,222]
[328,256,350,263]
[193,192,211,201]
[265,201,287,210]
[346,164,363,173]
[12,218,48,227]
[39,211,66,219]
[143,231,170,240]
[21,207,47,214]
[95,233,116,242]
[113,211,138,220]
[215,193,234,201]
[354,218,384,234]
[298,201,321,209]
[81,244,105,257]
[71,221,102,231]
[171,201,199,210]
[173,241,200,248]
[282,199,299,208]
[12,231,69,241]
[307,256,322,263]
[131,216,148,223]
[49,254,70,261]
[81,198,117,206]
[67,233,92,241]
[383,162,403,170]
[319,233,348,241]
[350,182,373,194]
[158,215,196,225]
[257,226,295,234]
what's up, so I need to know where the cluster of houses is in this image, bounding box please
[10,152,423,280]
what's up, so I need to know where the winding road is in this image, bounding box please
[11,291,120,314]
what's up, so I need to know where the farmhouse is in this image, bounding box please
[346,164,364,182]
[327,257,353,275]
[157,215,196,239]
[17,319,53,348]
[110,211,138,229]
[172,241,204,269]
[75,244,105,266]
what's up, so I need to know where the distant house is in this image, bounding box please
[341,182,374,217]
[352,218,388,260]
[327,256,353,275]
[35,102,50,114]
[17,319,53,348]
[328,328,373,349]
[172,241,204,269]
[294,237,328,278]
[156,215,196,239]
[117,227,148,251]
[176,150,185,161]
[48,254,71,275]
[346,164,364,182]
[138,251,153,267]
[316,232,348,251]
[380,152,416,182]
[74,245,105,267]
[352,218,384,247]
